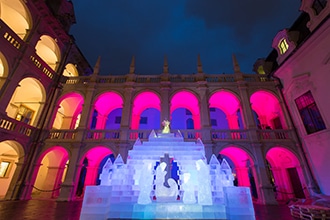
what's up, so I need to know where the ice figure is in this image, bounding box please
[161,119,170,134]
[182,173,196,204]
[220,158,234,187]
[137,160,154,204]
[196,159,213,205]
[155,162,178,202]
[99,158,112,185]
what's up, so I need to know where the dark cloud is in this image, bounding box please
[70,0,301,75]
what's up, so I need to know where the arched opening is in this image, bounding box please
[266,147,307,201]
[6,77,46,126]
[32,146,69,199]
[209,91,242,129]
[52,92,84,129]
[62,63,79,77]
[220,147,259,200]
[131,91,161,130]
[0,0,31,39]
[92,92,124,129]
[250,91,286,130]
[170,91,200,129]
[0,140,24,199]
[35,35,61,70]
[76,146,113,198]
[0,52,9,89]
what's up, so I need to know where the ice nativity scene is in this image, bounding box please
[80,120,255,219]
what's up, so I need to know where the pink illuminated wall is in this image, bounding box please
[131,91,161,129]
[78,146,113,187]
[93,92,123,129]
[209,91,241,129]
[250,91,286,129]
[170,91,201,129]
[53,92,84,129]
[220,147,255,189]
[266,147,306,200]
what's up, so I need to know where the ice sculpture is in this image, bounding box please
[181,173,196,204]
[137,160,154,204]
[196,159,213,205]
[99,158,112,186]
[154,162,178,202]
[161,119,170,134]
[80,129,255,220]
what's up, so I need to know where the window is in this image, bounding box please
[295,91,326,134]
[0,160,12,178]
[15,105,34,124]
[278,38,289,55]
[312,0,327,15]
[140,117,148,124]
[210,107,216,112]
[115,116,121,124]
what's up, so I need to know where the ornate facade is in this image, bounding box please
[0,0,328,205]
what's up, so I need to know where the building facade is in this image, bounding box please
[0,0,328,205]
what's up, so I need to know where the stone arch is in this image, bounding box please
[35,35,61,71]
[170,90,201,129]
[0,52,9,89]
[0,140,25,199]
[250,90,287,129]
[91,91,124,129]
[209,90,242,129]
[62,63,79,77]
[31,146,69,199]
[0,0,32,40]
[74,146,114,198]
[218,146,259,199]
[131,90,161,130]
[5,77,46,126]
[52,92,84,129]
[266,146,308,201]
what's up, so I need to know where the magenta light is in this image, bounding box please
[131,91,161,129]
[94,92,124,115]
[209,91,240,115]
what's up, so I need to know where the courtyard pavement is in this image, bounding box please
[0,199,294,220]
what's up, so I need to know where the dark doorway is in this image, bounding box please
[287,168,305,199]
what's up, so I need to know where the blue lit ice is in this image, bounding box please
[80,130,255,219]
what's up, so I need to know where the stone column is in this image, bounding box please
[251,143,277,205]
[197,85,211,142]
[160,85,170,123]
[120,86,134,141]
[57,143,82,201]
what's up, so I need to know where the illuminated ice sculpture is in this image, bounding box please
[80,129,255,219]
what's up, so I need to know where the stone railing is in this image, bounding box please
[63,73,273,85]
[45,128,295,143]
[0,116,35,138]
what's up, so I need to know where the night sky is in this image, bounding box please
[70,0,301,75]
